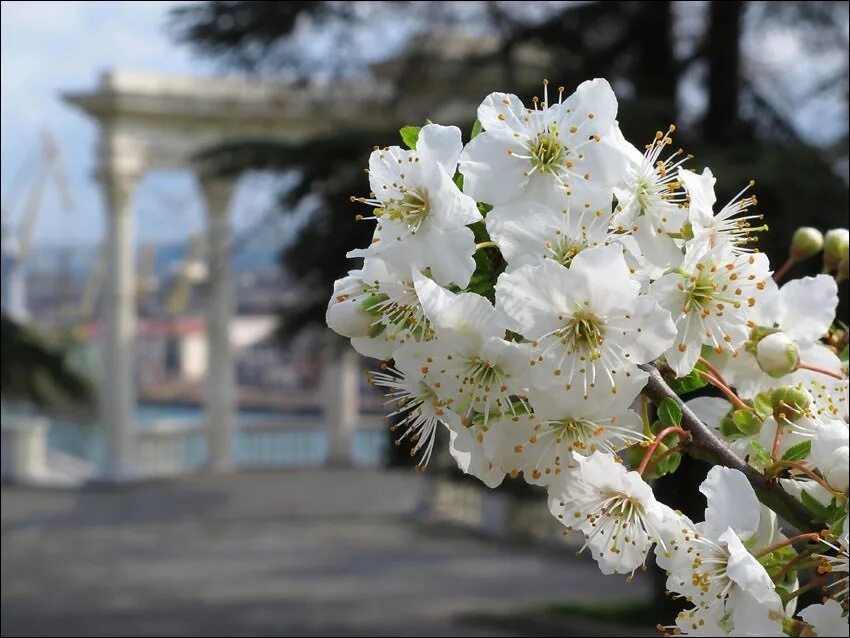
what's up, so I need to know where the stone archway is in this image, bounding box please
[64,70,391,479]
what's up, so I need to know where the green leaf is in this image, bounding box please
[470,119,483,139]
[732,409,762,436]
[469,220,490,243]
[825,498,847,527]
[658,398,682,426]
[830,512,847,536]
[759,545,798,587]
[668,370,708,395]
[477,202,493,216]
[780,440,811,462]
[464,221,503,302]
[453,172,464,191]
[399,125,421,150]
[748,440,772,467]
[656,452,681,476]
[799,489,830,523]
[840,344,849,364]
[720,416,744,439]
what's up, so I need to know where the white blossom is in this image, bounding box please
[368,342,452,469]
[651,245,771,376]
[810,419,849,491]
[611,124,690,270]
[413,273,532,428]
[459,79,624,209]
[349,124,482,287]
[496,244,676,392]
[326,258,434,360]
[496,374,647,487]
[485,197,617,273]
[327,77,849,637]
[713,275,842,398]
[659,467,778,611]
[670,590,786,637]
[680,167,765,256]
[548,451,672,575]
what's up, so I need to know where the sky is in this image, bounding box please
[0,0,284,250]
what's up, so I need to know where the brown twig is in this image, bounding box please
[637,427,691,476]
[772,548,816,583]
[639,363,818,533]
[755,532,821,559]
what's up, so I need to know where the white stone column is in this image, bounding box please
[198,175,237,472]
[322,343,360,466]
[100,170,138,480]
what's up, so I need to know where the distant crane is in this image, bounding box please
[64,240,162,340]
[0,133,73,320]
[136,242,160,315]
[165,233,208,316]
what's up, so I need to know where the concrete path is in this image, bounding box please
[2,469,653,637]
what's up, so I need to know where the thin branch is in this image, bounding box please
[637,426,691,476]
[797,362,846,380]
[639,363,818,533]
[695,368,752,412]
[755,532,821,559]
[767,460,845,497]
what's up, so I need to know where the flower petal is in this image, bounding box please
[700,466,760,539]
[777,275,838,344]
[416,124,463,174]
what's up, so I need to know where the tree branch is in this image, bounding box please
[639,363,818,533]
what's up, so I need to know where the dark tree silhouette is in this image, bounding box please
[1,314,94,413]
[172,1,848,334]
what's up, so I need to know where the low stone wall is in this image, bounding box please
[422,475,583,550]
[1,417,49,482]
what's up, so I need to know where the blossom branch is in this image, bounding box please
[639,363,818,533]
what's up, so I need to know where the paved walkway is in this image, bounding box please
[2,469,652,637]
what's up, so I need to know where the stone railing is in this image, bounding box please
[8,414,389,483]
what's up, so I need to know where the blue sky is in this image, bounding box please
[1,0,284,249]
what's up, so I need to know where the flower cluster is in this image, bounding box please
[327,78,849,635]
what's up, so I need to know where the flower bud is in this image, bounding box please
[823,228,849,272]
[756,332,799,378]
[326,276,372,339]
[790,227,823,261]
[771,386,810,423]
[326,295,372,338]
